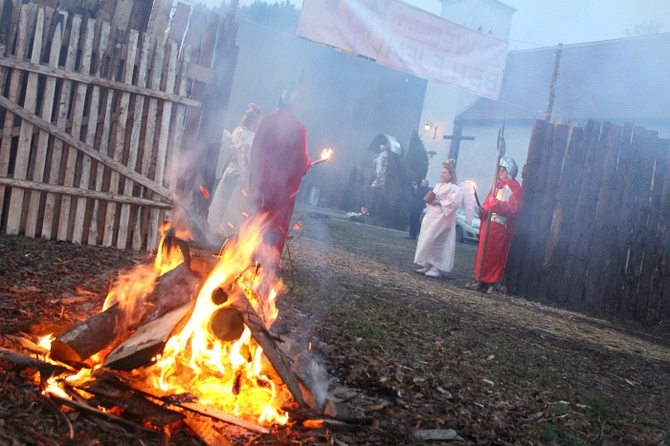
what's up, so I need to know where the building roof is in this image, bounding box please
[458,32,670,124]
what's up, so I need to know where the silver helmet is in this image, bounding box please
[499,156,518,179]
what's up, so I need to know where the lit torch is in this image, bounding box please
[470,181,481,207]
[311,147,333,167]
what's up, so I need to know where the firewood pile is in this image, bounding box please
[0,230,373,445]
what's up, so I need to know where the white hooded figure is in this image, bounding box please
[371,144,389,189]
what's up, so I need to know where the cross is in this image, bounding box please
[442,121,475,165]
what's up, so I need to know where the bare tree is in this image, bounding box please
[625,20,663,36]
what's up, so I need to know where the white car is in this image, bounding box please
[456,208,480,244]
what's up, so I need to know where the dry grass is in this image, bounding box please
[275,207,670,445]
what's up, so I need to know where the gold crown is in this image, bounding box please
[442,158,456,168]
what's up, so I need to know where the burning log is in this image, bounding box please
[209,306,245,342]
[50,263,201,365]
[103,303,193,370]
[49,303,124,365]
[180,402,270,434]
[231,295,318,411]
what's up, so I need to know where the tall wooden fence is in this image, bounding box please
[0,0,237,250]
[506,119,670,325]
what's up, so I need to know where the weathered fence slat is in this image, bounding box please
[4,0,22,56]
[117,32,152,249]
[564,121,608,304]
[507,119,550,294]
[72,17,101,244]
[41,9,75,240]
[584,125,624,307]
[635,131,665,321]
[525,124,568,298]
[0,4,29,228]
[24,20,61,237]
[650,139,670,320]
[146,0,171,38]
[57,14,87,241]
[600,123,634,309]
[147,40,178,250]
[132,36,166,251]
[6,7,43,234]
[103,28,138,247]
[624,128,656,317]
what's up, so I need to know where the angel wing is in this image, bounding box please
[459,181,477,225]
[216,130,234,180]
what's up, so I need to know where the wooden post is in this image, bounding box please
[545,43,562,121]
[443,120,475,165]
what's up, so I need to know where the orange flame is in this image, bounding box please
[140,215,290,425]
[41,216,293,426]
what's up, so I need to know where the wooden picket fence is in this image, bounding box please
[506,119,670,325]
[0,0,236,251]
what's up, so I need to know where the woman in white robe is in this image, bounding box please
[414,160,463,278]
[208,104,262,240]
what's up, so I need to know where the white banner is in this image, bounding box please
[296,0,508,99]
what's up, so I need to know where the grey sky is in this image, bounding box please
[196,0,668,50]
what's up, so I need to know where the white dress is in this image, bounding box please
[413,182,464,273]
[207,126,255,239]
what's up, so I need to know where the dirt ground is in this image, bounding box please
[1,205,669,445]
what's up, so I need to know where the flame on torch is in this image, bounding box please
[468,180,481,207]
[311,147,333,166]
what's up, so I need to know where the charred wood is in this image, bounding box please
[50,263,201,366]
[183,413,234,446]
[74,379,184,427]
[0,346,71,376]
[103,303,193,370]
[232,295,318,410]
[50,303,124,365]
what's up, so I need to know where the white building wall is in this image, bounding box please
[420,0,515,185]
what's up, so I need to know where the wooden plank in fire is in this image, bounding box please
[113,376,272,435]
[50,262,200,365]
[74,379,184,427]
[232,294,318,411]
[47,391,164,436]
[103,302,192,370]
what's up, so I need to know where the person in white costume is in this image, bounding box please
[207,103,262,240]
[414,159,472,278]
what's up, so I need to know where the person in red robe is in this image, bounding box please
[245,82,312,268]
[467,156,523,294]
